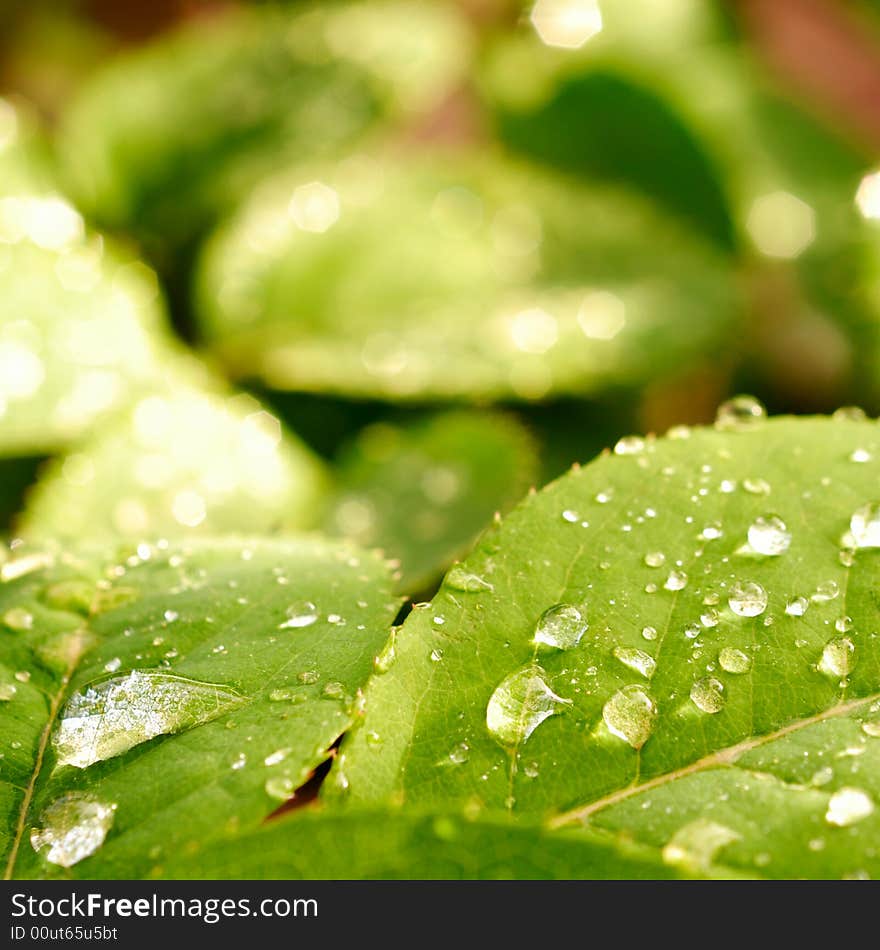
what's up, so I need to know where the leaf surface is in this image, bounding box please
[0,538,399,879]
[334,413,880,879]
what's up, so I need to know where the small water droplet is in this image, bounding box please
[322,681,345,699]
[298,670,319,684]
[700,609,720,628]
[446,566,494,592]
[561,509,580,523]
[595,490,613,504]
[644,551,665,568]
[812,580,840,603]
[743,477,771,496]
[715,395,766,431]
[612,646,656,679]
[279,601,318,629]
[523,760,540,778]
[0,682,17,701]
[265,776,295,800]
[614,435,645,456]
[662,819,739,870]
[3,607,33,631]
[486,665,570,746]
[818,636,856,678]
[664,570,688,592]
[833,406,867,422]
[602,685,657,749]
[430,649,443,663]
[231,752,247,770]
[444,741,470,765]
[850,503,880,549]
[728,581,768,617]
[30,793,116,867]
[533,604,587,650]
[748,515,791,556]
[718,648,751,674]
[641,625,658,641]
[701,522,723,541]
[163,609,178,623]
[785,596,809,617]
[684,623,700,640]
[690,677,725,714]
[264,747,291,767]
[53,671,244,768]
[861,720,880,738]
[850,448,872,463]
[826,787,874,826]
[374,630,398,673]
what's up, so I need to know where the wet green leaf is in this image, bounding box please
[326,412,537,593]
[334,411,880,879]
[155,807,694,880]
[19,379,329,540]
[196,152,740,402]
[0,537,399,879]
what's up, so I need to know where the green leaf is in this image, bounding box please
[58,2,469,253]
[0,537,399,879]
[325,411,537,593]
[196,152,740,402]
[0,198,173,457]
[154,807,695,880]
[333,410,880,879]
[19,377,329,540]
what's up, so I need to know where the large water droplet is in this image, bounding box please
[602,685,657,749]
[53,671,244,768]
[825,787,874,827]
[612,646,656,679]
[446,566,494,592]
[785,596,809,617]
[718,648,751,674]
[812,580,839,603]
[664,570,688,592]
[533,604,587,650]
[644,551,665,568]
[728,581,768,617]
[30,793,116,867]
[690,677,725,714]
[715,395,766,431]
[662,819,740,870]
[850,503,880,549]
[486,666,570,746]
[818,636,856,679]
[748,515,791,556]
[279,601,318,628]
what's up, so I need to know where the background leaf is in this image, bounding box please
[325,411,536,593]
[0,537,399,879]
[332,413,880,878]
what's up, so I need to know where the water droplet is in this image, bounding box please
[322,681,345,699]
[430,649,443,662]
[612,646,656,679]
[743,478,771,496]
[748,515,791,556]
[690,677,725,713]
[230,752,247,770]
[523,761,540,779]
[644,551,665,568]
[826,787,874,827]
[662,819,739,870]
[447,741,470,765]
[595,490,613,504]
[664,570,688,591]
[533,604,587,650]
[3,607,33,631]
[14,671,29,683]
[684,623,700,639]
[602,685,657,749]
[818,636,855,679]
[861,720,880,738]
[30,793,116,867]
[0,682,17,701]
[701,522,723,541]
[835,617,853,633]
[614,435,645,456]
[53,671,244,768]
[715,395,766,431]
[486,666,570,746]
[850,503,880,549]
[718,648,751,674]
[786,596,809,616]
[265,776,296,801]
[812,580,840,603]
[728,581,767,617]
[833,406,867,422]
[298,670,319,685]
[446,566,494,592]
[700,609,719,628]
[561,509,580,523]
[163,609,178,623]
[264,747,291,767]
[279,601,318,629]
[851,448,872,463]
[641,625,658,641]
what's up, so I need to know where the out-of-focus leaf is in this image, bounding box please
[332,411,880,879]
[0,96,55,196]
[196,151,741,402]
[0,538,399,879]
[0,193,173,457]
[0,458,42,533]
[59,2,470,253]
[18,378,329,540]
[155,807,693,880]
[325,412,536,593]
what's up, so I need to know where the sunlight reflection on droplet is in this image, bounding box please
[746,191,815,259]
[509,307,558,354]
[0,342,44,399]
[530,0,603,50]
[288,181,340,233]
[171,489,207,528]
[577,290,626,340]
[855,170,880,220]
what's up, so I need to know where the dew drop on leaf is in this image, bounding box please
[662,819,740,870]
[446,566,494,592]
[747,515,791,555]
[718,648,751,674]
[825,787,874,827]
[486,665,570,746]
[533,604,587,650]
[614,435,645,456]
[30,793,116,867]
[644,551,665,568]
[641,625,658,641]
[812,580,840,603]
[2,607,34,631]
[264,776,296,801]
[785,596,809,617]
[728,580,768,617]
[664,570,688,591]
[602,685,657,749]
[715,395,766,431]
[690,677,725,714]
[279,601,319,628]
[0,682,17,701]
[850,503,880,549]
[612,646,656,679]
[53,671,244,768]
[818,636,856,679]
